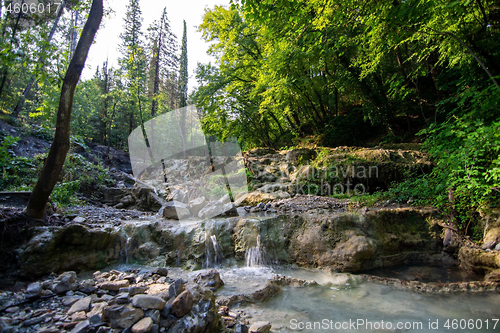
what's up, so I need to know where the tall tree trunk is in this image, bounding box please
[24,0,103,219]
[99,62,109,143]
[151,23,162,116]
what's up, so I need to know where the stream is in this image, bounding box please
[89,261,500,333]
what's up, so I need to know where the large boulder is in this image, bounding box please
[104,304,144,329]
[188,197,206,216]
[161,201,191,220]
[18,224,122,278]
[198,201,224,219]
[482,227,500,249]
[194,269,224,290]
[171,290,193,318]
[131,295,166,310]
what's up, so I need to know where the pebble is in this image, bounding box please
[67,297,91,315]
[131,317,153,333]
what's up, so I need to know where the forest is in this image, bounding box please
[0,0,499,226]
[0,2,500,332]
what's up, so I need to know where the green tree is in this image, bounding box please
[178,20,188,108]
[119,0,148,134]
[25,0,103,219]
[147,7,178,116]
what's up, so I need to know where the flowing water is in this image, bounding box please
[245,235,265,267]
[204,233,223,268]
[88,261,499,333]
[98,216,499,332]
[237,279,500,333]
[361,264,482,283]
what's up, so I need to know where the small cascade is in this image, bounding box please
[175,250,180,266]
[204,233,223,268]
[124,236,131,264]
[245,235,265,267]
[120,233,132,264]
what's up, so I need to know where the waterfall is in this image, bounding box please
[125,236,131,264]
[245,235,265,267]
[120,234,132,264]
[204,233,222,268]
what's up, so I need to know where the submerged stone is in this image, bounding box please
[249,321,271,333]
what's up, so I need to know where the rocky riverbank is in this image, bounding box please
[0,268,224,333]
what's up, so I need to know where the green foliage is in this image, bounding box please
[3,148,114,206]
[60,153,114,198]
[324,111,382,147]
[51,181,82,206]
[25,124,55,142]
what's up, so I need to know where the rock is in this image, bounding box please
[25,282,42,298]
[51,271,78,294]
[222,316,236,328]
[161,201,191,220]
[116,292,130,304]
[132,317,153,333]
[70,320,90,333]
[236,324,249,333]
[159,315,177,330]
[96,327,111,333]
[218,194,231,205]
[104,304,144,329]
[168,279,184,299]
[79,279,97,294]
[194,269,224,290]
[249,321,271,333]
[99,280,130,291]
[73,216,86,223]
[188,197,206,216]
[151,267,168,276]
[198,201,224,219]
[68,297,91,315]
[131,295,166,310]
[88,313,102,325]
[120,195,135,206]
[483,228,500,249]
[222,202,238,216]
[5,307,19,313]
[129,286,148,296]
[251,282,282,302]
[88,302,107,317]
[144,309,160,324]
[234,191,289,206]
[484,269,500,282]
[218,306,228,316]
[166,298,218,332]
[171,290,193,317]
[23,313,51,326]
[172,189,188,204]
[71,311,87,321]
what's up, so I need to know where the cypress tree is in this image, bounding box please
[179,20,188,108]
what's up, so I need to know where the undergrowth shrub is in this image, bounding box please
[388,83,500,241]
